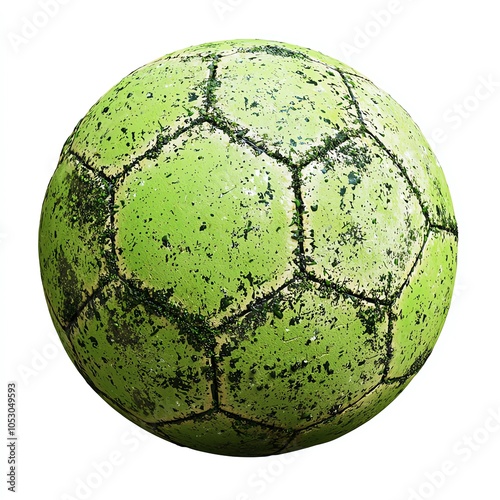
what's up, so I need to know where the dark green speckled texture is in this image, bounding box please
[39,39,458,456]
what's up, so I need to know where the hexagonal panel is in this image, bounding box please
[38,154,112,326]
[213,51,360,163]
[301,135,427,301]
[343,73,456,230]
[281,42,367,77]
[98,391,153,431]
[67,56,208,177]
[284,377,414,452]
[66,280,214,423]
[44,292,74,359]
[216,280,389,430]
[153,410,293,456]
[167,39,367,78]
[114,123,296,320]
[387,229,458,379]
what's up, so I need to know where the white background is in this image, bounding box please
[1,0,499,499]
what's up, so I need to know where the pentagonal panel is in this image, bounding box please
[284,377,414,452]
[153,410,293,457]
[213,51,360,163]
[343,73,456,230]
[38,154,112,326]
[67,56,208,177]
[216,280,388,430]
[66,280,214,423]
[387,229,458,379]
[114,123,296,320]
[301,135,427,301]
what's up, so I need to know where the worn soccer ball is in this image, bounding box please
[39,39,458,456]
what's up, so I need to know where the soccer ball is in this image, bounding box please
[39,39,458,456]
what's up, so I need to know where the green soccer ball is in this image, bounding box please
[39,39,458,456]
